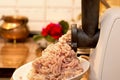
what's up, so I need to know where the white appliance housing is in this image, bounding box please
[89,8,120,80]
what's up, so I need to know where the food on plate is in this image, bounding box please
[28,31,83,80]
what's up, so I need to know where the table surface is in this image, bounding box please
[0,38,39,78]
[0,38,39,68]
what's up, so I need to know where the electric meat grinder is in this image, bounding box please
[71,0,120,80]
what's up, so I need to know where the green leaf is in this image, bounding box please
[33,34,44,41]
[45,35,56,42]
[59,20,69,34]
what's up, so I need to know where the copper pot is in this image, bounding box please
[0,15,29,40]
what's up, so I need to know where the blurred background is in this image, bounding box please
[0,0,81,32]
[100,0,120,14]
[0,0,119,32]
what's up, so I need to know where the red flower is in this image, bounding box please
[41,23,63,40]
[41,28,48,36]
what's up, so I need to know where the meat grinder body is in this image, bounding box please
[89,8,120,80]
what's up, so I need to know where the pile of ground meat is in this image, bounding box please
[28,31,83,80]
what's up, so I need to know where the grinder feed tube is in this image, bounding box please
[71,0,100,51]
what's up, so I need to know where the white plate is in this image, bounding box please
[12,57,90,80]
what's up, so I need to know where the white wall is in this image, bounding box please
[0,0,81,31]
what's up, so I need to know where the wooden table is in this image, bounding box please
[0,38,39,78]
